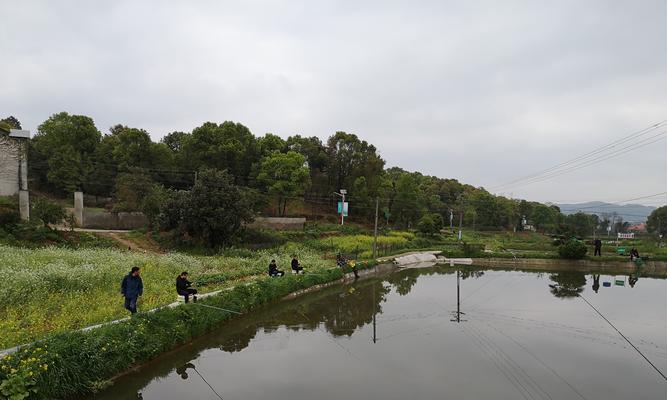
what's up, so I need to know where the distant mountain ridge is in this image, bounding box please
[555,201,655,223]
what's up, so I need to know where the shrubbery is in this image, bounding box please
[557,239,588,259]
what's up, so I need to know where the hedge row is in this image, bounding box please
[0,268,344,399]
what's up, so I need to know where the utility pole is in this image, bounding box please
[373,197,379,259]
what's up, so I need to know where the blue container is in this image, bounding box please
[603,282,611,287]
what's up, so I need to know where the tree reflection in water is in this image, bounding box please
[548,271,586,298]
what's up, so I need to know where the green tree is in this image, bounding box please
[113,168,158,212]
[417,214,438,236]
[181,169,255,247]
[256,151,310,216]
[647,206,667,235]
[31,112,101,194]
[326,131,384,196]
[390,172,423,228]
[32,199,66,228]
[258,133,286,156]
[181,121,260,184]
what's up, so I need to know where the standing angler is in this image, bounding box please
[121,266,143,314]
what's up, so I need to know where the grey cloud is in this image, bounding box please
[1,0,666,205]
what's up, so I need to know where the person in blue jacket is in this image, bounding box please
[121,266,143,314]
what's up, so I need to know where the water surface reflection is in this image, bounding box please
[93,266,667,400]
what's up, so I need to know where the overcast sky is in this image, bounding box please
[2,0,666,206]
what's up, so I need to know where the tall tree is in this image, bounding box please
[181,121,259,184]
[31,112,101,194]
[181,169,255,247]
[256,151,310,216]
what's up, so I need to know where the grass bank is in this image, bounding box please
[0,269,347,399]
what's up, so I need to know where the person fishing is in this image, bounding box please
[120,266,143,314]
[269,259,284,277]
[176,271,198,303]
[594,238,602,257]
[291,255,304,274]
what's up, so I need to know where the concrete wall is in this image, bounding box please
[0,135,20,196]
[248,217,306,230]
[83,211,149,230]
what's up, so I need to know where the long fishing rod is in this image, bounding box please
[193,303,243,315]
[192,367,224,400]
[579,294,667,381]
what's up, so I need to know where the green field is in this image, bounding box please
[0,244,333,349]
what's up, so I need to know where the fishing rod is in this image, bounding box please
[579,294,667,381]
[193,303,243,315]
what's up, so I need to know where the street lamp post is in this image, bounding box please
[334,190,347,225]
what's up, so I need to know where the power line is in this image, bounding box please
[499,131,667,189]
[491,121,666,191]
[579,294,667,381]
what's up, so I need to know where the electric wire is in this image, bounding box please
[498,131,667,189]
[491,121,666,191]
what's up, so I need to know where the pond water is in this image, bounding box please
[94,266,667,400]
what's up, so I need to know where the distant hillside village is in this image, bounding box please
[1,113,665,246]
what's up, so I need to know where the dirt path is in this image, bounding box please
[100,232,165,255]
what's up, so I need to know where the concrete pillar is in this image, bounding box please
[19,190,29,221]
[74,191,84,227]
[19,155,28,191]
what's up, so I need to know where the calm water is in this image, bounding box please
[94,266,667,400]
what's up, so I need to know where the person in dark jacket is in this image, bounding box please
[269,259,284,277]
[594,239,602,257]
[176,271,197,303]
[121,266,143,314]
[291,255,304,274]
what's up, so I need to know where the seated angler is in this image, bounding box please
[176,271,198,303]
[269,259,285,277]
[291,255,304,274]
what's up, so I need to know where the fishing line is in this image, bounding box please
[192,367,224,400]
[194,303,243,315]
[579,294,667,381]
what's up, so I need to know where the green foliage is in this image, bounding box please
[557,238,588,259]
[182,169,255,247]
[180,121,259,184]
[31,112,101,195]
[0,197,19,227]
[417,214,437,236]
[256,151,310,216]
[647,206,667,235]
[31,199,66,228]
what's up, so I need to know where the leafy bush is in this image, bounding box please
[558,239,588,259]
[417,214,437,236]
[461,242,485,257]
[31,199,66,228]
[0,197,19,227]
